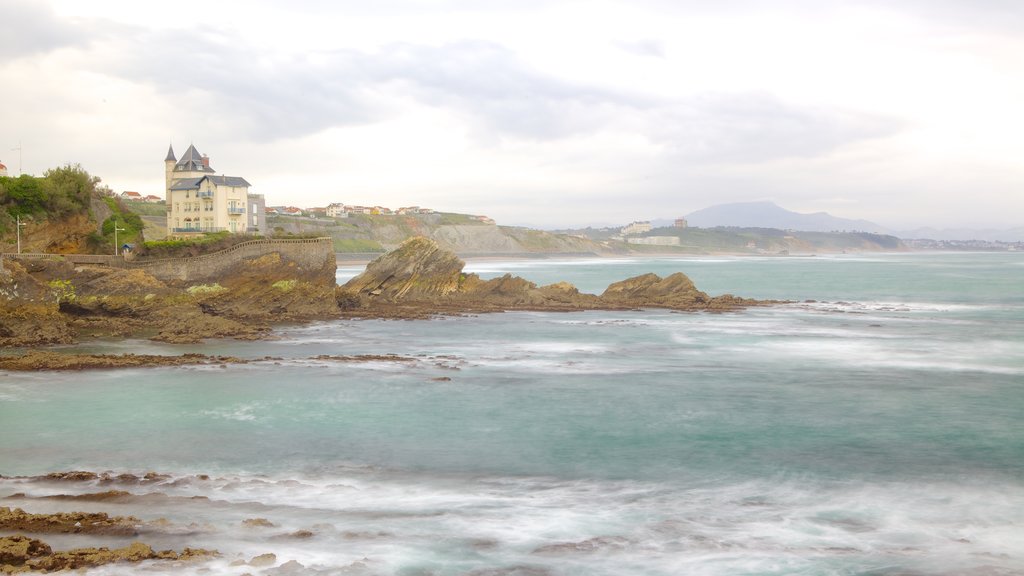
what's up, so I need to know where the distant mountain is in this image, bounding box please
[684,202,890,233]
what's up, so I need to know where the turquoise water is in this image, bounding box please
[1,252,1022,575]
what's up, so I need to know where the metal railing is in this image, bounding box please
[171,227,227,233]
[228,207,246,214]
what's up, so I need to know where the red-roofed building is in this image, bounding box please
[0,161,7,177]
[120,191,143,200]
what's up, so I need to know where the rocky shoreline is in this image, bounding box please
[1,237,781,366]
[0,471,360,574]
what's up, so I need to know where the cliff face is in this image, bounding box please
[0,260,74,346]
[337,237,767,317]
[0,241,339,347]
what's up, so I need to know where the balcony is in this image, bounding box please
[197,191,214,198]
[172,226,227,233]
[228,207,246,215]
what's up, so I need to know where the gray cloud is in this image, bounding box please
[0,0,90,59]
[647,93,902,163]
[80,13,901,163]
[102,29,649,141]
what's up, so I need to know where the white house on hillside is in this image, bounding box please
[621,221,652,236]
[165,143,265,236]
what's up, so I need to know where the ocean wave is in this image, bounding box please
[4,471,1023,575]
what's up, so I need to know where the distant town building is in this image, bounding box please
[326,203,347,218]
[120,191,143,200]
[165,143,259,237]
[674,218,688,228]
[143,194,164,203]
[621,221,652,236]
[0,161,7,177]
[248,193,267,234]
[626,236,680,246]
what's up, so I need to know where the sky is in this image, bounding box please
[1,0,1022,230]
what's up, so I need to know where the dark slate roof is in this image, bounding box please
[169,177,204,191]
[207,175,251,187]
[165,144,176,162]
[169,175,251,191]
[174,144,214,172]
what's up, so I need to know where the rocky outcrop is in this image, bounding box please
[0,535,215,574]
[0,260,74,347]
[0,243,340,347]
[337,237,769,317]
[0,352,249,371]
[0,507,140,536]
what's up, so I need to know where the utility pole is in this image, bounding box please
[16,215,27,254]
[113,220,125,256]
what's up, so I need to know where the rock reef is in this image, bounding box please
[1,236,774,351]
[0,246,337,347]
[0,535,214,574]
[336,237,770,318]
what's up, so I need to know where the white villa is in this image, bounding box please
[165,144,265,237]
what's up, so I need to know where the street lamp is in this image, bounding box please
[16,214,27,254]
[113,220,126,255]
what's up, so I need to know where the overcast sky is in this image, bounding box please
[1,0,1022,229]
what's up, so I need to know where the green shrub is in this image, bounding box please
[186,283,226,296]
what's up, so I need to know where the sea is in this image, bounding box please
[1,252,1022,575]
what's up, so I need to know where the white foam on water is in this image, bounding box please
[4,470,1023,575]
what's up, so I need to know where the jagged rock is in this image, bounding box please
[1,244,339,348]
[0,536,51,566]
[0,260,74,347]
[338,237,771,317]
[0,506,140,536]
[0,536,217,573]
[341,236,464,302]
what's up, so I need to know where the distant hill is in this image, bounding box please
[685,202,889,234]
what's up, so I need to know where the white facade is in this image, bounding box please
[621,221,653,235]
[626,236,680,246]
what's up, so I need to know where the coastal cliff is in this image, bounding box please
[0,240,338,347]
[337,237,767,317]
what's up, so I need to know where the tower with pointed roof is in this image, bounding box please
[164,143,262,237]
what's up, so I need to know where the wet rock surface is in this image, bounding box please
[0,535,215,574]
[0,507,141,536]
